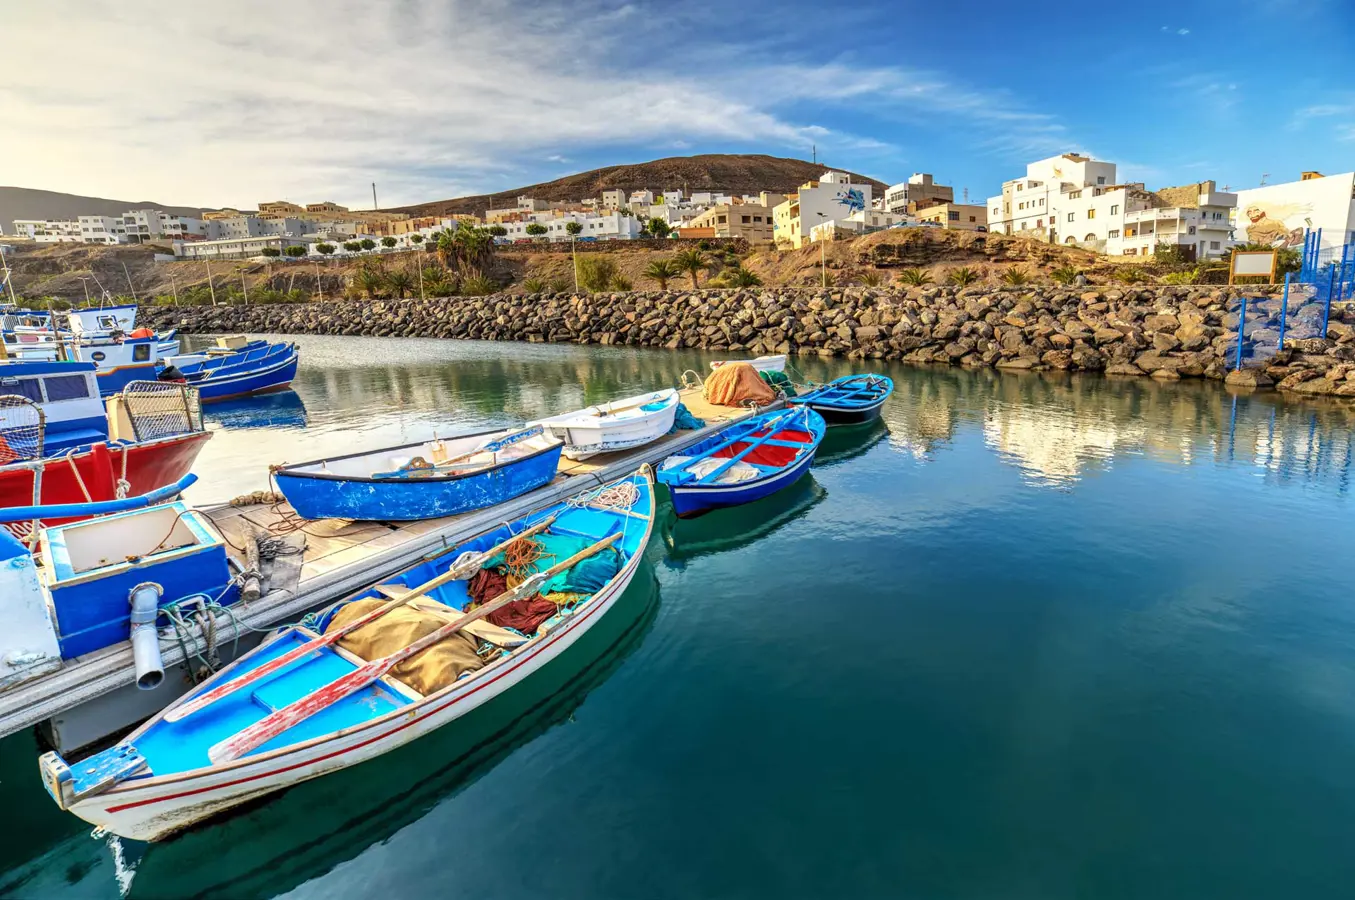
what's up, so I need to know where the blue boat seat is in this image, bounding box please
[47,427,110,448]
[551,508,622,541]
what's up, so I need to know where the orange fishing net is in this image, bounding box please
[703,362,776,407]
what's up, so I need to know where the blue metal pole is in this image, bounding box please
[1322,268,1335,339]
[0,474,196,524]
[1235,294,1248,370]
[1278,272,1291,349]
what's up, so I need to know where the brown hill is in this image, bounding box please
[393,154,887,218]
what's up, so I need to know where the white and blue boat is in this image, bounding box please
[788,374,894,425]
[168,340,300,402]
[39,468,655,842]
[658,406,825,517]
[272,425,564,521]
[533,388,680,460]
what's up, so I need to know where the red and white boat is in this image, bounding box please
[0,360,211,534]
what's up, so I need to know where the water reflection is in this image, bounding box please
[203,389,308,430]
[662,475,827,566]
[814,420,889,467]
[878,366,1355,491]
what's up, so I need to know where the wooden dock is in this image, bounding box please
[0,388,776,751]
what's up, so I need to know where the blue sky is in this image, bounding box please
[3,0,1353,208]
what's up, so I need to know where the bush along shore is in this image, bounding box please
[141,285,1355,399]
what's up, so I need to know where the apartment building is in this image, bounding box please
[485,197,550,224]
[11,219,82,242]
[305,201,347,215]
[987,154,1236,259]
[258,201,306,218]
[173,235,308,260]
[78,215,126,244]
[206,216,310,240]
[883,174,954,215]
[493,211,644,242]
[118,209,209,243]
[772,171,874,250]
[683,201,778,242]
[601,189,626,210]
[914,202,988,231]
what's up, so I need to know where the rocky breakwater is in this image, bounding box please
[141,284,1355,398]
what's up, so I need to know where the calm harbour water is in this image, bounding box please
[4,334,1355,899]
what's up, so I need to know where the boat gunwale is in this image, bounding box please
[272,426,564,485]
[93,469,656,800]
[659,409,824,493]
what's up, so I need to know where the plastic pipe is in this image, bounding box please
[0,474,196,524]
[129,582,164,690]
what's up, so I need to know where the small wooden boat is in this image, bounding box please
[168,341,299,403]
[533,388,679,460]
[657,406,825,517]
[788,374,893,425]
[272,425,564,521]
[39,468,655,841]
[710,354,786,374]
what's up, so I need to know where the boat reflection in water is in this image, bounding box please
[811,418,889,468]
[14,563,660,900]
[201,388,308,431]
[662,474,827,567]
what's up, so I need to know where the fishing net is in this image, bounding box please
[121,381,202,441]
[0,395,45,464]
[703,362,776,407]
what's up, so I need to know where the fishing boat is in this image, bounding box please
[0,364,211,532]
[168,340,300,402]
[39,468,656,841]
[788,374,894,425]
[533,388,679,460]
[709,354,786,374]
[272,425,564,521]
[657,406,825,517]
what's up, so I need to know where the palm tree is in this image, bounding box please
[642,259,679,290]
[948,266,979,287]
[1000,266,1031,286]
[436,231,456,270]
[356,266,386,299]
[896,268,931,286]
[727,266,762,287]
[384,269,415,299]
[672,249,707,289]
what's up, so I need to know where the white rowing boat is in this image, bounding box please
[531,388,679,460]
[710,354,786,374]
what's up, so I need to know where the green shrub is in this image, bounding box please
[547,276,573,293]
[576,256,621,292]
[316,243,336,255]
[488,225,508,237]
[525,223,548,237]
[948,266,979,287]
[522,276,546,293]
[1049,264,1080,284]
[1114,266,1147,284]
[359,238,376,251]
[283,245,307,258]
[259,247,281,258]
[612,275,633,290]
[411,234,425,244]
[342,241,361,252]
[381,236,397,249]
[460,274,498,296]
[897,268,932,286]
[858,271,884,287]
[1000,266,1031,286]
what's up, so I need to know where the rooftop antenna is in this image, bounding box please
[812,144,817,165]
[1260,173,1270,187]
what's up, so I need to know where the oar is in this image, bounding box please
[694,409,802,485]
[434,425,544,469]
[164,515,558,723]
[207,533,621,764]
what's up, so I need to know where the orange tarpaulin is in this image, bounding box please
[703,362,776,407]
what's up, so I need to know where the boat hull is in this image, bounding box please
[667,443,818,517]
[536,390,680,461]
[57,497,652,842]
[192,351,299,403]
[0,432,212,530]
[801,397,887,425]
[274,442,563,521]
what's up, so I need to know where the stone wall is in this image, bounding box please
[497,237,748,255]
[141,285,1355,398]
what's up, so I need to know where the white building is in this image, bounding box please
[772,171,874,250]
[883,173,953,214]
[628,190,654,208]
[809,209,909,243]
[493,211,644,242]
[1233,171,1355,257]
[11,219,82,243]
[986,154,1236,259]
[78,215,127,244]
[172,235,308,260]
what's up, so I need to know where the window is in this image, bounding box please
[1108,229,1120,238]
[97,315,118,329]
[753,216,763,223]
[0,377,44,403]
[1017,184,1024,191]
[1039,199,1045,206]
[1125,248,1137,256]
[1188,226,1196,235]
[741,215,750,224]
[1069,191,1082,199]
[1087,209,1096,220]
[948,211,959,221]
[969,216,976,222]
[1097,176,1106,185]
[43,374,90,402]
[1036,219,1043,228]
[1110,204,1119,215]
[1067,212,1075,222]
[1210,240,1220,249]
[992,208,999,216]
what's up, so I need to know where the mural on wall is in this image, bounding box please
[835,187,866,214]
[1240,201,1310,247]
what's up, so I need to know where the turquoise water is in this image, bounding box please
[4,335,1355,898]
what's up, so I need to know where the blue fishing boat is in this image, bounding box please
[657,406,825,517]
[272,425,564,521]
[788,374,893,425]
[40,468,655,841]
[169,341,300,402]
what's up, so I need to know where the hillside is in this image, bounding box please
[0,187,206,232]
[393,154,889,218]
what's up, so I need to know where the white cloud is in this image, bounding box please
[0,1,1082,207]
